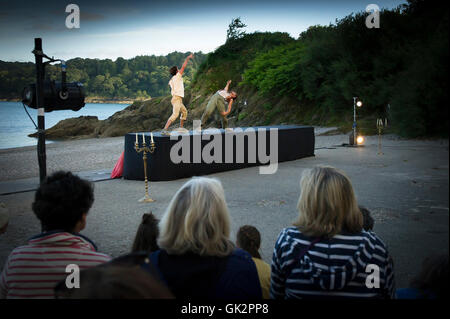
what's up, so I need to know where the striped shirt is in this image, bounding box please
[0,231,111,299]
[270,227,395,299]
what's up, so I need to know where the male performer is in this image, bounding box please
[201,80,237,129]
[163,53,194,132]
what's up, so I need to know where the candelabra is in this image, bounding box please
[376,119,385,155]
[134,133,156,203]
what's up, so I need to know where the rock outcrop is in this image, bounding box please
[28,116,100,139]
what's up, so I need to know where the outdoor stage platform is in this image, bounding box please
[123,125,315,181]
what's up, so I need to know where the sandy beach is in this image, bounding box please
[0,129,448,288]
[0,136,124,181]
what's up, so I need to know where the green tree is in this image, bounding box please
[226,17,247,41]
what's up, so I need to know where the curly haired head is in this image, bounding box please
[236,225,262,259]
[32,171,94,232]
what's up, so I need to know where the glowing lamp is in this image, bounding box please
[356,101,363,107]
[356,136,365,145]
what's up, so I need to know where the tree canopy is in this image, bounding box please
[0,52,206,100]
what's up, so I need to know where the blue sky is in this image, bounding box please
[0,0,406,62]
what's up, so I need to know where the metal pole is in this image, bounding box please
[34,38,46,183]
[353,97,357,145]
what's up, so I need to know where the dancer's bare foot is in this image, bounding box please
[174,127,189,133]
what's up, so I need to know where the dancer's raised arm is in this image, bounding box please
[223,80,232,92]
[179,53,194,75]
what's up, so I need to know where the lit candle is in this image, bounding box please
[151,132,154,144]
[142,133,145,144]
[135,133,138,144]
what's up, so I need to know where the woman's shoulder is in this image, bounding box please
[227,249,263,272]
[229,248,254,263]
[276,226,307,243]
[359,230,390,251]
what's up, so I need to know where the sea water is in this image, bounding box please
[0,102,129,149]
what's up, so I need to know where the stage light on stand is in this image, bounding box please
[356,135,365,145]
[352,97,363,145]
[22,80,85,112]
[23,38,86,183]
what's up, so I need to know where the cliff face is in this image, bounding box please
[29,116,100,139]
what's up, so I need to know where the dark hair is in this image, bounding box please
[359,206,374,231]
[32,171,94,232]
[54,265,174,299]
[411,254,449,298]
[169,66,178,76]
[236,225,262,259]
[132,213,160,253]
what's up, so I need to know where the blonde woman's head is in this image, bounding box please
[158,177,234,257]
[294,166,363,238]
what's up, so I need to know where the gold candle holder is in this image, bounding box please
[134,134,156,203]
[376,119,384,155]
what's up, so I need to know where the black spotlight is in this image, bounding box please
[25,38,87,184]
[22,80,85,112]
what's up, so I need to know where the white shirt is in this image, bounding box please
[218,90,230,100]
[169,72,184,98]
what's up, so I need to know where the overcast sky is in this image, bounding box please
[0,0,406,62]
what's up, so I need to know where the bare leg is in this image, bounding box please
[221,116,228,129]
[164,119,172,130]
[180,119,185,128]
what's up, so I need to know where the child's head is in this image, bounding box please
[0,202,9,234]
[359,206,374,231]
[169,66,178,76]
[132,212,160,253]
[236,225,262,259]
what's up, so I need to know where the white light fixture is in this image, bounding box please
[356,136,365,145]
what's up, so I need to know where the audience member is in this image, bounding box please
[0,171,111,299]
[271,166,395,299]
[236,225,271,299]
[359,206,375,231]
[54,264,174,299]
[132,212,160,253]
[396,254,448,299]
[149,177,262,299]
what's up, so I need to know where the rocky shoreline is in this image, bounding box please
[0,97,135,104]
[84,97,135,104]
